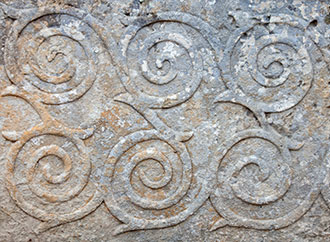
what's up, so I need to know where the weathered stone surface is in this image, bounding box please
[0,0,329,241]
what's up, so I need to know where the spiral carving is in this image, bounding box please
[250,36,309,88]
[119,12,218,108]
[210,129,324,230]
[5,126,102,230]
[103,130,195,233]
[140,32,191,86]
[221,15,316,112]
[28,32,77,86]
[0,4,328,237]
[229,154,291,205]
[4,8,104,104]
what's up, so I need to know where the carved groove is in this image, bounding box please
[0,3,328,238]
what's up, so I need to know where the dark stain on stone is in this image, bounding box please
[325,15,330,24]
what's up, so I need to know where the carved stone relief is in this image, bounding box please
[0,0,329,241]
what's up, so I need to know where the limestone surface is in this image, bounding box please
[0,0,329,241]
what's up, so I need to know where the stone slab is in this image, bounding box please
[0,0,329,241]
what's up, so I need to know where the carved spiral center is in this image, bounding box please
[27,145,72,185]
[246,34,310,88]
[230,155,291,205]
[22,135,90,203]
[135,149,173,189]
[254,42,294,87]
[140,33,192,85]
[27,29,82,85]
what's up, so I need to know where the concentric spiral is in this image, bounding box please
[5,126,101,226]
[249,35,310,88]
[210,129,323,230]
[139,32,193,86]
[4,8,104,104]
[229,154,291,205]
[221,14,317,112]
[103,130,193,232]
[24,141,90,203]
[119,12,219,108]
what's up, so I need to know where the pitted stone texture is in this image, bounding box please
[0,0,329,241]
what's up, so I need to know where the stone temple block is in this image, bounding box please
[0,0,329,241]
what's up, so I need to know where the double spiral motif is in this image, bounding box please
[103,12,219,233]
[1,6,107,232]
[209,14,328,230]
[2,4,328,235]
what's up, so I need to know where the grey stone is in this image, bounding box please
[0,0,329,241]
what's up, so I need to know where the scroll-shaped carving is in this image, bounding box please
[217,14,324,113]
[2,87,102,233]
[6,125,102,233]
[210,129,324,231]
[103,129,209,234]
[4,6,106,104]
[0,2,327,237]
[118,11,220,108]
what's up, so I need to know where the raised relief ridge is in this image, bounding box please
[0,2,328,240]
